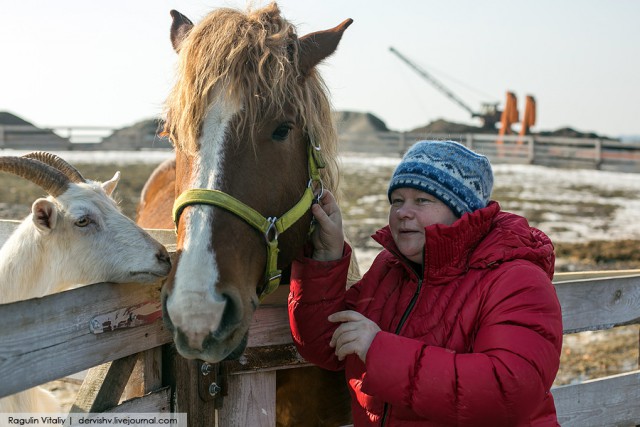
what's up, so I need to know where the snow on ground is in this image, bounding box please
[492,164,640,243]
[339,155,640,270]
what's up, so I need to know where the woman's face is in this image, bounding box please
[388,187,458,264]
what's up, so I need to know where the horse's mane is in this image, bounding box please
[163,2,340,192]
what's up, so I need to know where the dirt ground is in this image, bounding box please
[2,160,640,408]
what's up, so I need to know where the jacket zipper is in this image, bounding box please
[380,275,423,426]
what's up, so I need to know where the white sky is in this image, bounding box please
[1,0,639,137]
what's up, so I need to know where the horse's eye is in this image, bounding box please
[272,123,293,141]
[75,216,92,227]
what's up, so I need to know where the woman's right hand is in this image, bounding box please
[310,190,345,261]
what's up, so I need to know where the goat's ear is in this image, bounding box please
[31,199,58,234]
[102,171,121,196]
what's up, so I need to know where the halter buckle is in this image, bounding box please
[264,217,279,243]
[308,179,324,204]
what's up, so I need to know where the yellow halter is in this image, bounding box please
[172,144,324,301]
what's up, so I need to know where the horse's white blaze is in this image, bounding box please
[167,209,224,350]
[167,93,239,349]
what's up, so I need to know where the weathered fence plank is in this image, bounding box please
[245,303,295,348]
[106,387,171,413]
[554,269,640,282]
[70,354,139,413]
[553,370,640,426]
[550,273,640,426]
[0,281,171,397]
[554,274,640,333]
[217,371,276,427]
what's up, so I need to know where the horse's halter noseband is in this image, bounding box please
[172,143,324,301]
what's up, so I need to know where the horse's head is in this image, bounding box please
[161,4,351,362]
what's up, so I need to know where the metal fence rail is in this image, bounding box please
[339,131,640,173]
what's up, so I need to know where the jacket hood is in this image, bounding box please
[372,201,555,284]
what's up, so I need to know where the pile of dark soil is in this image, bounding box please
[408,118,615,140]
[333,111,389,134]
[0,111,34,126]
[411,118,487,135]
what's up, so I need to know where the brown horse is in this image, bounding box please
[136,3,356,425]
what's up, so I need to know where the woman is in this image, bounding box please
[289,140,563,426]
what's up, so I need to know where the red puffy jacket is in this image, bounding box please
[289,202,562,426]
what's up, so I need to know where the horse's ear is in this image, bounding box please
[170,10,194,53]
[298,18,353,76]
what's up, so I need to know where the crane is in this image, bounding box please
[388,46,502,130]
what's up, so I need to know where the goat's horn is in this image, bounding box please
[0,156,71,197]
[22,151,85,183]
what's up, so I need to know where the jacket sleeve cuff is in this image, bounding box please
[290,243,352,303]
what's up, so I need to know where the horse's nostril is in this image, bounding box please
[220,293,241,331]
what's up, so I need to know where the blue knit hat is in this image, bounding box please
[388,140,493,217]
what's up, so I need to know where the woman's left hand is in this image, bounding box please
[329,310,381,363]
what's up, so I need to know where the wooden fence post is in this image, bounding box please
[70,354,139,413]
[399,131,406,156]
[162,345,217,427]
[217,371,276,427]
[124,348,164,398]
[595,138,602,169]
[528,137,536,164]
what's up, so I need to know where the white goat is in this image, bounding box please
[0,152,172,413]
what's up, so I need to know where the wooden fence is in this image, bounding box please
[339,131,640,173]
[1,220,640,426]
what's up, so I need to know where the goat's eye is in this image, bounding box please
[75,216,91,227]
[272,123,293,141]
